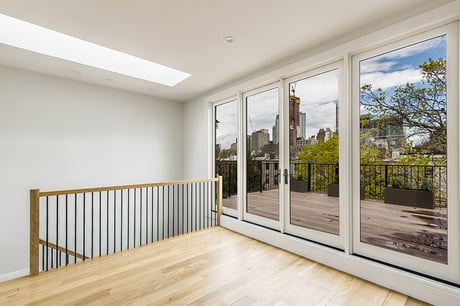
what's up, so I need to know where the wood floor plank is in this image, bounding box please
[0,227,430,305]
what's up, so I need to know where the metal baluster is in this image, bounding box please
[146,187,149,243]
[46,196,49,271]
[181,184,185,234]
[83,193,86,261]
[151,187,154,243]
[134,188,137,247]
[120,189,123,250]
[74,194,77,264]
[106,190,109,255]
[99,192,102,257]
[91,192,94,259]
[114,190,116,252]
[156,186,159,242]
[172,185,175,237]
[162,186,165,240]
[65,194,68,265]
[140,188,143,245]
[56,195,59,268]
[167,186,170,238]
[128,189,130,249]
[176,185,179,235]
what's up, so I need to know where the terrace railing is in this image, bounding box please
[217,159,447,207]
[30,177,222,276]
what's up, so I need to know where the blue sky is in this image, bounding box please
[360,35,446,89]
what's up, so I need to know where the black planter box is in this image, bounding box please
[384,187,435,209]
[290,179,309,193]
[328,183,365,199]
[327,183,339,197]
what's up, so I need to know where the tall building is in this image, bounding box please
[252,129,270,151]
[299,112,306,140]
[272,114,279,144]
[289,95,301,147]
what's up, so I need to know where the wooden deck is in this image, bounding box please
[223,190,447,263]
[0,227,428,305]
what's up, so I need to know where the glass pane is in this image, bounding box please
[359,35,447,263]
[289,70,340,235]
[246,88,279,220]
[215,100,238,210]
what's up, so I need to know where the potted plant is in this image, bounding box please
[290,172,310,193]
[327,174,365,199]
[327,173,339,197]
[384,177,435,208]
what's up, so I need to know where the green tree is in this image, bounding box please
[297,136,339,164]
[360,58,447,154]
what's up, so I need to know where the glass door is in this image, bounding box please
[352,25,459,282]
[243,84,280,228]
[214,98,238,217]
[284,64,343,248]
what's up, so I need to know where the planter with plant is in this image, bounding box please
[384,177,435,208]
[327,167,365,199]
[290,171,310,193]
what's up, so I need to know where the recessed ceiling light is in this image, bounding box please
[0,13,191,87]
[223,36,234,43]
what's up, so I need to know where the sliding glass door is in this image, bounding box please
[352,24,459,282]
[214,98,238,217]
[243,84,280,228]
[284,63,343,248]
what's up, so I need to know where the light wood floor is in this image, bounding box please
[0,227,429,305]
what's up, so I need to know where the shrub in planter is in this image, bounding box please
[384,178,435,209]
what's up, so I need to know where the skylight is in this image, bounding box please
[0,13,191,87]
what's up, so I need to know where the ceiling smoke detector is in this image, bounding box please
[223,36,234,43]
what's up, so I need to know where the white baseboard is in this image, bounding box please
[0,269,28,283]
[221,216,460,306]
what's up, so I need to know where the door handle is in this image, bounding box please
[284,169,288,184]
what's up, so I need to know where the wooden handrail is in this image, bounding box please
[38,239,89,260]
[38,178,218,197]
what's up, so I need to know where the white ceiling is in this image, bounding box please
[0,0,454,102]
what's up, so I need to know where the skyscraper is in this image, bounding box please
[289,95,300,147]
[273,114,279,144]
[252,129,270,151]
[299,112,306,140]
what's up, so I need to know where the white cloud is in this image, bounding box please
[360,59,398,74]
[216,100,238,149]
[360,68,422,90]
[293,69,338,105]
[304,103,337,138]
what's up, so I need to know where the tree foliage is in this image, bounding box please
[360,58,447,154]
[297,136,339,164]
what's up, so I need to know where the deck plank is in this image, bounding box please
[223,190,447,262]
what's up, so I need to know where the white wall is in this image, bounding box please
[0,65,184,279]
[183,97,209,180]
